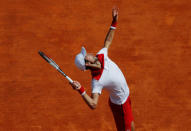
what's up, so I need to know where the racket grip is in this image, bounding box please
[66,76,73,83]
[57,68,73,83]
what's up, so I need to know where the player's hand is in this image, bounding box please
[70,81,81,90]
[112,7,118,21]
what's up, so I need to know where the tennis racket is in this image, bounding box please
[38,51,73,83]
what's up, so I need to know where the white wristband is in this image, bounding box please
[110,26,116,30]
[81,91,86,96]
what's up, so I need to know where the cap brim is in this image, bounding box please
[81,47,86,57]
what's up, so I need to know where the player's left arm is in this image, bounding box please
[104,7,118,49]
[70,81,99,109]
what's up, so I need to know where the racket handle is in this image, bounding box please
[65,76,73,83]
[57,68,73,83]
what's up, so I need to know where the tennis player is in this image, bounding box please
[70,8,135,131]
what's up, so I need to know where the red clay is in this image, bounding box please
[0,0,191,130]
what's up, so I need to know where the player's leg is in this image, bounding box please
[109,99,125,131]
[109,97,134,131]
[122,96,134,131]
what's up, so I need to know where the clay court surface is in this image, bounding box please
[0,0,191,130]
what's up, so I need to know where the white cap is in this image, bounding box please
[75,47,87,70]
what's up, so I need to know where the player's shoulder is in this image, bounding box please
[92,78,102,87]
[97,47,108,56]
[92,78,100,83]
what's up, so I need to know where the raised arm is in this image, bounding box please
[104,8,119,49]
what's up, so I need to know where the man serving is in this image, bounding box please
[70,8,135,131]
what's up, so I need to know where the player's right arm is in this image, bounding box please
[104,7,118,49]
[70,81,99,109]
[82,93,99,109]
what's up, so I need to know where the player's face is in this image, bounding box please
[85,54,96,64]
[84,54,98,70]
